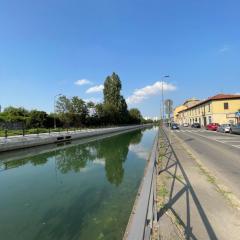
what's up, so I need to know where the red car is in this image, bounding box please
[206,123,220,131]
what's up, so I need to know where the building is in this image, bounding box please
[143,116,159,121]
[173,98,200,123]
[176,94,240,126]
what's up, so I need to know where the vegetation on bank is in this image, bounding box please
[0,73,154,135]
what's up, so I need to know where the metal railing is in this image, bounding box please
[124,128,159,240]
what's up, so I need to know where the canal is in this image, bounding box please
[0,127,157,240]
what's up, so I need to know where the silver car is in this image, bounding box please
[230,124,240,134]
[217,124,231,133]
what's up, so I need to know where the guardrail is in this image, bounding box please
[124,128,159,240]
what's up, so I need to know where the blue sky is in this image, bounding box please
[0,0,240,117]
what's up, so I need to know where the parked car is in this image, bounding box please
[206,123,220,131]
[217,124,231,133]
[171,123,179,130]
[230,124,240,134]
[191,123,201,128]
[183,123,189,127]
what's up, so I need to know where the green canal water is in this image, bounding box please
[0,127,157,240]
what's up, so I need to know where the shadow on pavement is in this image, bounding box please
[157,128,218,240]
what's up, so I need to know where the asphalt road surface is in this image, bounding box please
[167,127,240,200]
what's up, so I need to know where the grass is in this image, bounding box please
[158,185,169,198]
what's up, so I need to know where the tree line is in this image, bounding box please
[0,73,153,129]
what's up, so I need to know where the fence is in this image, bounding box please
[124,128,159,240]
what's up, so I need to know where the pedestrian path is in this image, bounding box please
[157,130,240,239]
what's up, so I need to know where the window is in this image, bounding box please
[224,102,229,110]
[208,104,211,112]
[208,116,212,124]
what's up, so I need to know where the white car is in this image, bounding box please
[217,124,231,133]
[183,123,189,127]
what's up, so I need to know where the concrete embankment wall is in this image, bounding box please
[0,124,152,153]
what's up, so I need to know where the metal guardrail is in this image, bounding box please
[124,128,159,240]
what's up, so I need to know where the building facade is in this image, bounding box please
[176,94,240,126]
[173,98,200,124]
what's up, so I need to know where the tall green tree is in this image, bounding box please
[103,72,122,107]
[103,72,128,123]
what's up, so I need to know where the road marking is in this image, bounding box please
[232,145,240,149]
[220,140,240,143]
[172,129,240,150]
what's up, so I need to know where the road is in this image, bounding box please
[167,127,240,200]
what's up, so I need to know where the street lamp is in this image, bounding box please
[54,93,62,129]
[161,75,170,125]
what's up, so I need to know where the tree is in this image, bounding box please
[2,106,28,122]
[28,110,48,128]
[86,101,95,108]
[129,108,142,124]
[103,72,128,124]
[55,95,72,127]
[71,96,88,126]
[103,72,122,107]
[55,96,87,127]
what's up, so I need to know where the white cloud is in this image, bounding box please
[83,97,101,103]
[74,79,92,86]
[86,84,104,93]
[126,81,176,104]
[129,144,149,159]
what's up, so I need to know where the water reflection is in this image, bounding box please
[1,130,144,186]
[0,127,157,240]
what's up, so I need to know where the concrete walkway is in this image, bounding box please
[0,125,149,152]
[157,128,240,240]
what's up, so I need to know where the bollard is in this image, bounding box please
[49,128,50,135]
[5,129,8,139]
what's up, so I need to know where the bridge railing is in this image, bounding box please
[124,128,159,240]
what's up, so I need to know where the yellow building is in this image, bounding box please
[174,98,200,123]
[177,94,240,126]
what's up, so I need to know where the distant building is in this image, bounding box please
[176,94,240,126]
[174,98,200,123]
[143,116,159,121]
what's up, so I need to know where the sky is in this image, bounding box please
[0,0,240,117]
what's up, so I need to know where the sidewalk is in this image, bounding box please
[156,128,240,240]
[0,125,148,152]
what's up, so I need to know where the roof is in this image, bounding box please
[178,94,240,113]
[183,98,199,105]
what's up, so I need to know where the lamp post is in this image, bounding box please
[54,94,62,129]
[161,75,170,126]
